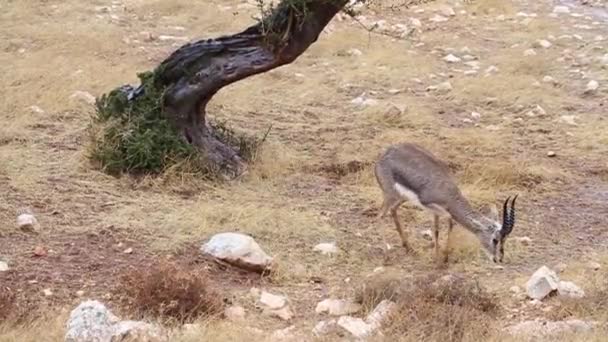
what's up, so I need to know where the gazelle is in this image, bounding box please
[374,142,517,263]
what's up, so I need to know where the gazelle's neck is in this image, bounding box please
[447,196,496,234]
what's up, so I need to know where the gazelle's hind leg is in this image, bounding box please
[443,218,454,263]
[389,203,413,252]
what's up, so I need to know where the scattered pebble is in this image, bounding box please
[547,151,557,157]
[553,6,571,14]
[0,261,8,272]
[443,54,461,63]
[584,80,599,94]
[313,242,339,256]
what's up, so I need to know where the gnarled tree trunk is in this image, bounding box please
[120,0,350,178]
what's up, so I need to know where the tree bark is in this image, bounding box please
[123,0,350,178]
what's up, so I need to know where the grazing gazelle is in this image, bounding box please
[374,142,517,263]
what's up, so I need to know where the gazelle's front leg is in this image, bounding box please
[432,214,440,259]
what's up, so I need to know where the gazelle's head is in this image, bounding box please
[479,195,518,263]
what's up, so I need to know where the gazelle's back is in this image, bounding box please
[375,143,462,211]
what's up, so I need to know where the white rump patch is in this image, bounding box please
[394,183,423,207]
[393,183,449,216]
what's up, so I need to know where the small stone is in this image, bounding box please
[315,299,361,316]
[587,261,601,271]
[558,281,585,298]
[471,112,481,119]
[485,65,499,75]
[443,54,461,63]
[269,306,294,321]
[33,245,47,257]
[122,248,133,254]
[429,14,448,23]
[43,288,53,297]
[485,125,501,131]
[560,115,578,126]
[351,94,379,108]
[427,81,452,92]
[0,261,9,272]
[29,105,45,114]
[584,80,599,94]
[535,39,552,49]
[70,91,96,105]
[313,242,339,255]
[313,320,337,337]
[157,35,189,42]
[439,6,456,17]
[553,6,571,14]
[76,290,85,297]
[524,49,537,56]
[17,213,39,232]
[420,229,433,241]
[409,18,422,28]
[347,48,363,56]
[526,266,559,300]
[260,291,287,310]
[514,236,533,245]
[224,305,246,321]
[543,76,556,84]
[366,300,397,328]
[547,151,556,157]
[337,316,374,339]
[510,285,522,294]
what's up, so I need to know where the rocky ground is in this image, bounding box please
[1,0,608,341]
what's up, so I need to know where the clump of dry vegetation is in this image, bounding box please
[0,287,16,322]
[115,262,224,324]
[357,272,501,341]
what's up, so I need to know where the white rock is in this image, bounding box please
[65,301,118,342]
[427,81,452,92]
[366,300,397,328]
[420,229,433,241]
[429,14,448,23]
[471,112,481,119]
[506,320,595,338]
[29,105,45,114]
[542,76,556,84]
[558,281,585,298]
[526,266,559,300]
[43,288,53,297]
[224,305,246,321]
[17,213,39,232]
[270,325,297,341]
[260,291,287,309]
[443,54,461,63]
[269,306,294,321]
[524,49,537,56]
[315,299,361,316]
[553,6,571,14]
[337,316,375,339]
[587,261,601,271]
[584,80,599,94]
[312,320,337,337]
[464,61,480,69]
[514,236,533,245]
[485,65,499,75]
[313,242,339,255]
[485,125,501,131]
[536,39,552,48]
[560,115,578,126]
[526,105,547,117]
[0,261,8,272]
[347,48,363,56]
[351,95,379,108]
[409,18,422,28]
[70,91,96,105]
[439,6,456,17]
[201,232,273,272]
[157,35,189,41]
[510,285,522,294]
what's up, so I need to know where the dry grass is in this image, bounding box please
[357,271,501,342]
[115,262,224,324]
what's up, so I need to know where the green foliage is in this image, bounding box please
[89,70,263,177]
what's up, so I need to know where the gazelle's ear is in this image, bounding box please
[489,203,499,220]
